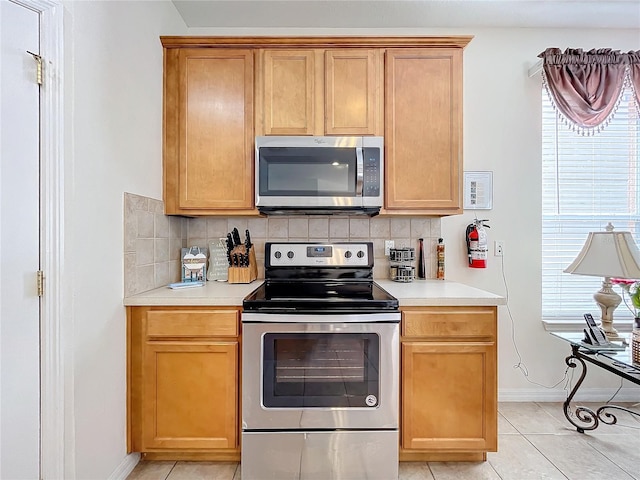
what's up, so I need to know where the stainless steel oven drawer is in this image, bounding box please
[242,430,398,480]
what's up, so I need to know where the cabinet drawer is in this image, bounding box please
[402,307,496,339]
[145,310,239,338]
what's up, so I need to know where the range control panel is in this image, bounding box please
[267,242,372,267]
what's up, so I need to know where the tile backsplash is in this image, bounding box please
[186,216,442,281]
[123,193,186,297]
[124,193,442,296]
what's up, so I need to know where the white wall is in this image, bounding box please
[62,1,186,478]
[442,28,640,400]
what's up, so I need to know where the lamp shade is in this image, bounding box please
[564,223,640,279]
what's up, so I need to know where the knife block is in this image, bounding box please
[227,247,258,284]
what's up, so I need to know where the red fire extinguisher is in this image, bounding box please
[466,219,490,268]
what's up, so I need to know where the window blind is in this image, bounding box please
[541,89,640,321]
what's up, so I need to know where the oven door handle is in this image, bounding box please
[356,147,364,197]
[242,312,400,323]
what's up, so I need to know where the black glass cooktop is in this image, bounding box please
[243,242,398,314]
[242,280,398,313]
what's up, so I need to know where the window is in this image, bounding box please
[541,89,640,323]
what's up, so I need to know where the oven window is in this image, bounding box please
[262,333,379,408]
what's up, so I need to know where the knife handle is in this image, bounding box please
[232,228,241,246]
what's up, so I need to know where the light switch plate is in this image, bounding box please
[385,240,394,256]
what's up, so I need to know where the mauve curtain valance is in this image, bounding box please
[539,48,640,134]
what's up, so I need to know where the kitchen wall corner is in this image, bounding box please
[123,193,186,296]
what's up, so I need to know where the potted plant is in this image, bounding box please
[611,278,640,319]
[611,278,640,362]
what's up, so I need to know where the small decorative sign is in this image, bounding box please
[208,238,229,282]
[181,246,207,282]
[464,171,493,210]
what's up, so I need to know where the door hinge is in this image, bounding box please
[37,270,44,297]
[27,51,43,85]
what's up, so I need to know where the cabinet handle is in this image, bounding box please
[356,147,364,196]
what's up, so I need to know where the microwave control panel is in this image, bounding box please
[362,148,381,197]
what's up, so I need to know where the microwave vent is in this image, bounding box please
[257,206,380,217]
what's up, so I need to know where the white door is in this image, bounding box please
[0,1,42,478]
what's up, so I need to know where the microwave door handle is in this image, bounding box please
[356,147,364,196]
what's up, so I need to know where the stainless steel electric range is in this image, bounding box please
[241,242,400,480]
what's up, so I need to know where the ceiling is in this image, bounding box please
[171,0,640,29]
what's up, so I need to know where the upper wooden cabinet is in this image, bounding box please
[256,49,383,136]
[325,50,382,135]
[385,48,464,215]
[161,37,471,216]
[258,50,318,136]
[163,48,255,215]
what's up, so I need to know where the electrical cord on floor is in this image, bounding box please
[605,379,640,427]
[605,379,640,429]
[500,252,639,426]
[605,378,624,404]
[498,252,571,389]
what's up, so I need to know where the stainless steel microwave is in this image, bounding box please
[255,136,384,215]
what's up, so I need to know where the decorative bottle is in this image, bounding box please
[417,238,426,279]
[632,317,640,364]
[436,238,445,280]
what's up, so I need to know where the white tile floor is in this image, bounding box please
[127,402,640,480]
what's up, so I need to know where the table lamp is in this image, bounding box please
[564,223,640,340]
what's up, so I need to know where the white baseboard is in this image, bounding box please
[108,453,140,480]
[499,387,640,403]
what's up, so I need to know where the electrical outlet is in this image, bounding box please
[384,240,395,256]
[494,241,504,257]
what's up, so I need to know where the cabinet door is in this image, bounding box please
[401,341,497,451]
[259,49,382,136]
[385,48,463,214]
[142,340,238,450]
[164,48,254,214]
[325,49,382,135]
[261,50,321,135]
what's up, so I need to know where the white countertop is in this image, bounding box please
[124,279,505,307]
[124,281,261,306]
[375,279,505,306]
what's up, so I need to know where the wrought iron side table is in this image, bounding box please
[551,332,640,433]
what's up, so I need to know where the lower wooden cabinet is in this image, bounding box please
[128,304,497,462]
[128,306,240,460]
[400,306,497,461]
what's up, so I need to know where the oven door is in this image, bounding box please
[242,320,399,431]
